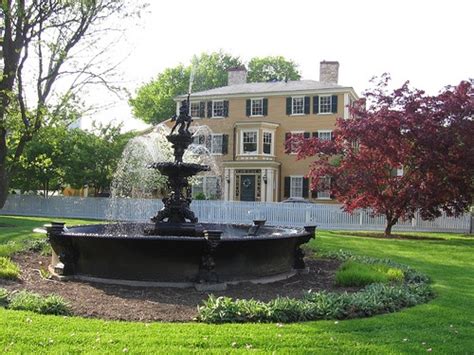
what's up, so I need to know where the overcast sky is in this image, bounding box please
[81,0,474,131]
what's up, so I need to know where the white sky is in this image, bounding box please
[81,0,474,131]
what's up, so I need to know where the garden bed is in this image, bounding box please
[1,251,354,322]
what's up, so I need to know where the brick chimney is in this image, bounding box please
[319,61,339,84]
[227,66,247,86]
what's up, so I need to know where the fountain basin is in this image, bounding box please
[47,223,315,288]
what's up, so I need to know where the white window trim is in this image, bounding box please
[210,133,223,156]
[290,175,304,198]
[291,96,305,116]
[250,98,264,117]
[290,130,304,155]
[262,130,274,156]
[212,100,224,118]
[189,101,202,119]
[317,130,333,141]
[240,129,259,155]
[318,94,333,115]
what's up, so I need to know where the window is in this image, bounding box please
[319,96,332,113]
[190,102,201,118]
[192,176,220,199]
[212,100,224,117]
[251,98,263,116]
[290,132,304,154]
[211,134,223,155]
[317,176,331,199]
[242,131,258,154]
[263,132,272,155]
[192,134,205,145]
[318,130,332,141]
[290,176,303,198]
[292,97,304,115]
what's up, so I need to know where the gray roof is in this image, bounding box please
[179,80,350,99]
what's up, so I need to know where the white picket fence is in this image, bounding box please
[1,195,472,233]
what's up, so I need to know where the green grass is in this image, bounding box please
[0,216,473,353]
[335,261,404,287]
[0,257,21,280]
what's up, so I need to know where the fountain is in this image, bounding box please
[47,98,315,290]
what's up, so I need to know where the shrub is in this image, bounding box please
[9,291,71,315]
[0,288,9,307]
[26,238,51,256]
[0,257,21,280]
[335,261,404,287]
[194,192,207,200]
[196,252,434,323]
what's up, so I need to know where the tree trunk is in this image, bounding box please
[0,168,9,209]
[384,217,398,237]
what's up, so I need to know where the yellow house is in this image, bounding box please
[174,61,358,203]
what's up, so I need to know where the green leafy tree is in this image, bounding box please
[61,123,135,195]
[247,56,301,82]
[12,127,67,197]
[0,0,144,208]
[130,52,242,125]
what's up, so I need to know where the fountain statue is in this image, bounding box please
[46,93,315,290]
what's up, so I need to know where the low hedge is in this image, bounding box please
[196,250,434,323]
[0,289,71,316]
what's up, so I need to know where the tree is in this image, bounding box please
[247,56,301,83]
[129,53,302,125]
[11,126,67,197]
[0,0,143,208]
[129,51,242,125]
[295,76,474,237]
[11,122,135,196]
[61,123,135,195]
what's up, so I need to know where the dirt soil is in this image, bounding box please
[1,252,354,322]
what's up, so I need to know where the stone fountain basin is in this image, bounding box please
[48,223,313,288]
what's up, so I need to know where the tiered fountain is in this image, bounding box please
[47,98,315,290]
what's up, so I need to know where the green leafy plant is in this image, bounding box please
[197,252,434,323]
[194,192,207,200]
[0,257,21,280]
[335,261,404,287]
[9,291,71,316]
[0,288,9,307]
[26,238,51,256]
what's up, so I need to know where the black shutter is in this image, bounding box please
[199,102,205,118]
[329,177,335,199]
[303,178,309,198]
[313,96,319,114]
[222,134,229,155]
[304,96,310,114]
[331,95,338,113]
[285,132,292,153]
[246,99,251,116]
[223,100,229,117]
[286,97,292,115]
[207,101,212,118]
[311,190,318,198]
[304,132,310,139]
[263,98,268,116]
[284,177,290,198]
[312,132,318,138]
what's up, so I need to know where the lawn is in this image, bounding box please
[0,215,473,353]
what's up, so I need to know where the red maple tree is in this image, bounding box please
[294,76,474,237]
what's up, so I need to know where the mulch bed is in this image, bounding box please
[1,252,355,322]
